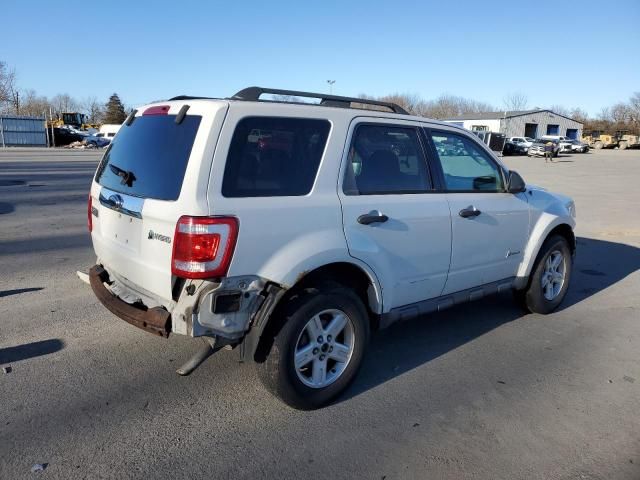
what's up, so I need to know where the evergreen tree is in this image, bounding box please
[103,93,127,124]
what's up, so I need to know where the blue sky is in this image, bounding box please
[3,0,639,115]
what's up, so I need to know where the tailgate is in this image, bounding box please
[89,101,228,304]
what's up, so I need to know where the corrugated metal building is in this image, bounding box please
[443,110,584,140]
[0,115,47,147]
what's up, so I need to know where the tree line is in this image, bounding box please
[2,59,639,133]
[0,61,128,124]
[362,91,640,135]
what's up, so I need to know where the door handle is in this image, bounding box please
[459,206,481,218]
[358,210,389,225]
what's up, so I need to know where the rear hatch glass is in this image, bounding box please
[95,114,201,200]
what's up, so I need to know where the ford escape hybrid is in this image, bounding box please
[88,87,576,409]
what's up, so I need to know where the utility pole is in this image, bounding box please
[326,80,336,95]
[14,91,20,115]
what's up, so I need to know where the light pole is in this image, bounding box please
[327,80,336,95]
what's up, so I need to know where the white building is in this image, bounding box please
[444,109,584,140]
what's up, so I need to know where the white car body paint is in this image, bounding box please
[89,97,575,340]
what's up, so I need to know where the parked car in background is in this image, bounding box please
[87,86,577,409]
[568,140,589,153]
[508,137,535,149]
[528,138,560,157]
[98,124,121,140]
[84,134,111,148]
[48,126,86,147]
[541,135,570,142]
[558,139,574,153]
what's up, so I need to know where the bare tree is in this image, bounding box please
[50,93,79,113]
[19,89,51,117]
[569,107,589,123]
[628,92,640,131]
[597,107,612,122]
[549,105,571,117]
[0,61,17,113]
[82,96,104,123]
[502,92,528,111]
[610,102,631,124]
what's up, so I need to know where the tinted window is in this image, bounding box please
[344,125,431,195]
[430,131,504,192]
[222,117,330,197]
[95,115,201,200]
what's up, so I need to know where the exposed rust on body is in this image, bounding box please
[89,265,171,337]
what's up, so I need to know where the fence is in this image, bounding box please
[0,115,47,147]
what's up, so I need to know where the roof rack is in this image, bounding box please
[228,86,409,115]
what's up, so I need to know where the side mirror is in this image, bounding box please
[507,170,526,193]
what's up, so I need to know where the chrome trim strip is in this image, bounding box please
[98,186,144,219]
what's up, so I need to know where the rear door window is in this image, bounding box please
[222,117,330,197]
[343,124,432,195]
[95,114,201,200]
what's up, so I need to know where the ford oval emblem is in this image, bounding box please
[109,194,124,209]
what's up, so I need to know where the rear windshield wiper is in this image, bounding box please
[109,164,137,187]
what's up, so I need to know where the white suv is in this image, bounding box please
[88,87,576,409]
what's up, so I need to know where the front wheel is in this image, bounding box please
[514,235,572,314]
[256,283,370,409]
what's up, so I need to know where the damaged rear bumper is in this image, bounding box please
[89,264,285,351]
[89,265,171,337]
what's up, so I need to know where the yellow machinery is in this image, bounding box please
[617,132,640,150]
[581,131,618,149]
[47,112,100,130]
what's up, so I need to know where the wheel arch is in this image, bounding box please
[248,261,382,363]
[514,218,576,289]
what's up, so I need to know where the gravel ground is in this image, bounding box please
[1,147,639,479]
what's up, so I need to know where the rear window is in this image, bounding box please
[222,117,330,197]
[95,114,201,200]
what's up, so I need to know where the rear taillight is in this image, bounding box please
[171,216,239,279]
[88,194,93,232]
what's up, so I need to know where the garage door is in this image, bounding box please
[524,123,537,138]
[546,124,559,135]
[566,129,578,139]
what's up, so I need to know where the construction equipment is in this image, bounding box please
[616,131,640,150]
[47,112,100,131]
[581,131,618,149]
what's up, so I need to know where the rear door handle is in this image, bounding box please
[358,210,389,225]
[459,206,481,218]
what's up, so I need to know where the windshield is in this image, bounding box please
[95,114,201,200]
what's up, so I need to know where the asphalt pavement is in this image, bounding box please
[1,147,639,479]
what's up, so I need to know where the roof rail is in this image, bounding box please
[228,86,409,115]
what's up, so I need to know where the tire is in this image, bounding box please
[594,141,603,149]
[256,282,370,409]
[619,142,627,150]
[515,235,572,314]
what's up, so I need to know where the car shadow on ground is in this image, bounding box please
[0,339,65,365]
[0,287,43,298]
[340,236,640,402]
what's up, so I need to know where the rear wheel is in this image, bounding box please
[594,141,604,149]
[619,141,627,150]
[256,282,369,409]
[514,235,572,314]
